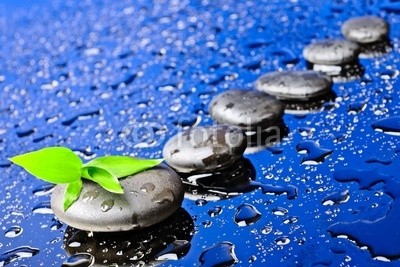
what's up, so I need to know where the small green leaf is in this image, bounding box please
[63,179,83,211]
[83,156,163,179]
[81,166,124,194]
[9,147,83,184]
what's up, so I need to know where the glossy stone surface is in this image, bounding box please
[342,16,389,44]
[303,40,360,65]
[208,90,284,130]
[51,165,184,232]
[255,70,333,101]
[163,125,247,173]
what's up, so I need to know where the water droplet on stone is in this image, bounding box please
[140,182,155,193]
[82,190,99,202]
[151,189,175,204]
[100,199,114,212]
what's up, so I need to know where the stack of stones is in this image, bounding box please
[341,16,390,57]
[303,16,390,81]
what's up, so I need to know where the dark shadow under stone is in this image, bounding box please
[306,61,365,83]
[63,208,194,266]
[281,91,337,114]
[359,39,392,58]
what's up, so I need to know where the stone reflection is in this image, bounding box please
[63,208,194,266]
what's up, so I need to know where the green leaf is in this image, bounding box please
[9,147,83,184]
[81,166,124,194]
[63,179,83,211]
[83,156,163,179]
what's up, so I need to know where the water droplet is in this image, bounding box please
[199,242,238,266]
[195,199,208,206]
[100,199,114,212]
[372,116,400,136]
[202,220,212,228]
[322,190,350,206]
[275,236,290,246]
[151,189,175,204]
[32,202,53,214]
[32,184,55,196]
[155,240,191,261]
[0,246,39,266]
[82,190,99,202]
[140,182,155,193]
[5,226,23,238]
[272,207,288,216]
[61,252,95,267]
[261,226,273,234]
[283,216,298,224]
[234,204,261,227]
[296,140,333,164]
[208,206,222,217]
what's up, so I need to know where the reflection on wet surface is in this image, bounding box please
[63,208,193,266]
[1,0,400,266]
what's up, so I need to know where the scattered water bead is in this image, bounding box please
[5,225,23,238]
[234,204,261,226]
[255,70,333,101]
[208,206,222,217]
[272,207,288,216]
[32,184,55,196]
[303,40,360,65]
[341,16,389,44]
[61,253,95,267]
[195,199,208,206]
[199,242,238,267]
[274,236,290,246]
[0,246,39,266]
[64,208,193,266]
[163,125,247,173]
[51,165,184,232]
[32,201,53,214]
[283,216,298,224]
[208,90,284,131]
[322,190,350,206]
[372,116,400,136]
[261,226,273,235]
[296,140,333,164]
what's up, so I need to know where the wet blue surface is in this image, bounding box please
[1,0,400,266]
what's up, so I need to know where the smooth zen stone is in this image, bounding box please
[208,90,284,130]
[51,165,184,232]
[254,70,333,101]
[303,40,360,65]
[163,125,247,173]
[341,16,389,44]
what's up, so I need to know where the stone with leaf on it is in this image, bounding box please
[51,164,184,232]
[9,147,183,231]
